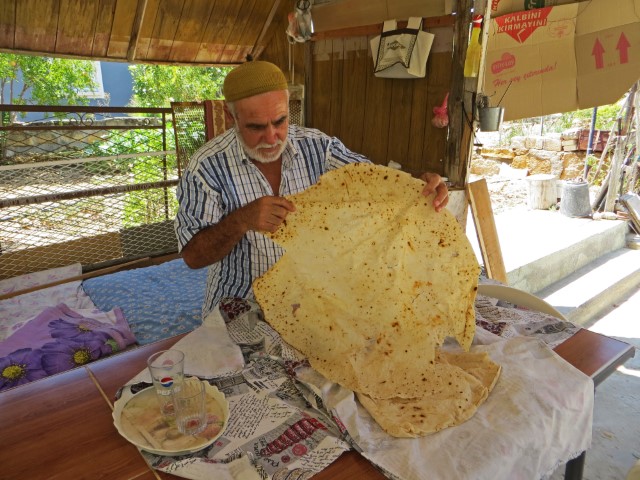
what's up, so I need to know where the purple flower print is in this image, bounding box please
[40,337,105,374]
[48,317,130,353]
[48,318,111,343]
[0,348,47,391]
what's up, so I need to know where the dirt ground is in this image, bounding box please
[470,174,530,214]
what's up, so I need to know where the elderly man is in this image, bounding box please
[175,60,449,319]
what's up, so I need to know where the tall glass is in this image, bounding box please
[174,377,207,435]
[146,349,185,418]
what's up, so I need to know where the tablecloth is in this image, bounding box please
[118,304,594,480]
[296,329,594,480]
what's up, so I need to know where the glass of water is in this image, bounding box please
[174,377,207,435]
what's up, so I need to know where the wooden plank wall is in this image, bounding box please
[308,38,452,175]
[261,15,454,177]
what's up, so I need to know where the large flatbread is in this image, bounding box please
[356,350,501,437]
[253,163,482,400]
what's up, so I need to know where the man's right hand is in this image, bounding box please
[238,196,296,233]
[181,196,296,269]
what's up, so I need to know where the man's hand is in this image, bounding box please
[238,196,296,233]
[181,195,295,269]
[419,172,449,212]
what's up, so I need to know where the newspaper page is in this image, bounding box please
[118,312,351,480]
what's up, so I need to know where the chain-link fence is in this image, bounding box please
[0,105,178,280]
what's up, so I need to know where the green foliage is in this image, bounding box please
[493,102,625,147]
[81,127,178,226]
[550,104,621,131]
[585,155,599,168]
[129,64,231,107]
[0,53,97,107]
[118,155,179,227]
[82,126,173,172]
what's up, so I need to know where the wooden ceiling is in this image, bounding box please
[0,0,287,66]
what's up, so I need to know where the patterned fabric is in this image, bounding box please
[83,259,207,345]
[219,297,253,321]
[174,125,371,318]
[0,264,96,341]
[474,294,579,349]
[0,303,135,392]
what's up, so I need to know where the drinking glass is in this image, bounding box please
[146,349,185,418]
[174,377,207,435]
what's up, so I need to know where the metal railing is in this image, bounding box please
[0,104,179,279]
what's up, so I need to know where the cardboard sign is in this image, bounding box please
[489,0,586,17]
[483,0,640,121]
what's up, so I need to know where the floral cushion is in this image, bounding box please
[0,303,136,392]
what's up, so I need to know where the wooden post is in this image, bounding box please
[605,133,626,212]
[446,0,473,186]
[467,178,508,284]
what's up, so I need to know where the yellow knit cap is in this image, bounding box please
[223,61,288,102]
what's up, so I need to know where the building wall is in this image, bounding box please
[100,62,133,106]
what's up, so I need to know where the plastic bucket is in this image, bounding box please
[560,181,591,217]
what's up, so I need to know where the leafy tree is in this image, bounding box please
[0,53,98,112]
[551,104,621,132]
[129,64,231,107]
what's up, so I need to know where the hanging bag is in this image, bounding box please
[370,17,435,79]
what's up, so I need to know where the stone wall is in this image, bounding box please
[470,134,594,181]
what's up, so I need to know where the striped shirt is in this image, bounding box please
[175,124,371,318]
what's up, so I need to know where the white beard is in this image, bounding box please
[236,127,287,164]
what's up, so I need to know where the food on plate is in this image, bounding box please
[253,163,500,436]
[118,381,227,453]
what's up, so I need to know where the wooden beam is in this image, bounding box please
[310,15,455,41]
[127,0,148,62]
[467,178,508,284]
[0,45,240,67]
[250,0,281,60]
[445,0,472,186]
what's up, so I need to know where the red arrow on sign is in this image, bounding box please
[617,32,631,64]
[592,38,605,69]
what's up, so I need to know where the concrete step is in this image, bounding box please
[466,208,628,294]
[534,247,640,326]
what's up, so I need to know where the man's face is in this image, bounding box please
[231,90,289,164]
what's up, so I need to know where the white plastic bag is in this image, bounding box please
[370,17,435,79]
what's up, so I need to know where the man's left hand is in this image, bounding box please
[419,172,449,212]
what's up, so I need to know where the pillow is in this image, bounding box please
[0,303,136,391]
[82,259,207,345]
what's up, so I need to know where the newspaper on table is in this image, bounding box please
[119,306,352,480]
[118,298,592,480]
[474,293,580,349]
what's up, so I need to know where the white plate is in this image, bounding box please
[113,380,229,456]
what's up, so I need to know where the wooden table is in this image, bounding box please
[0,329,634,480]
